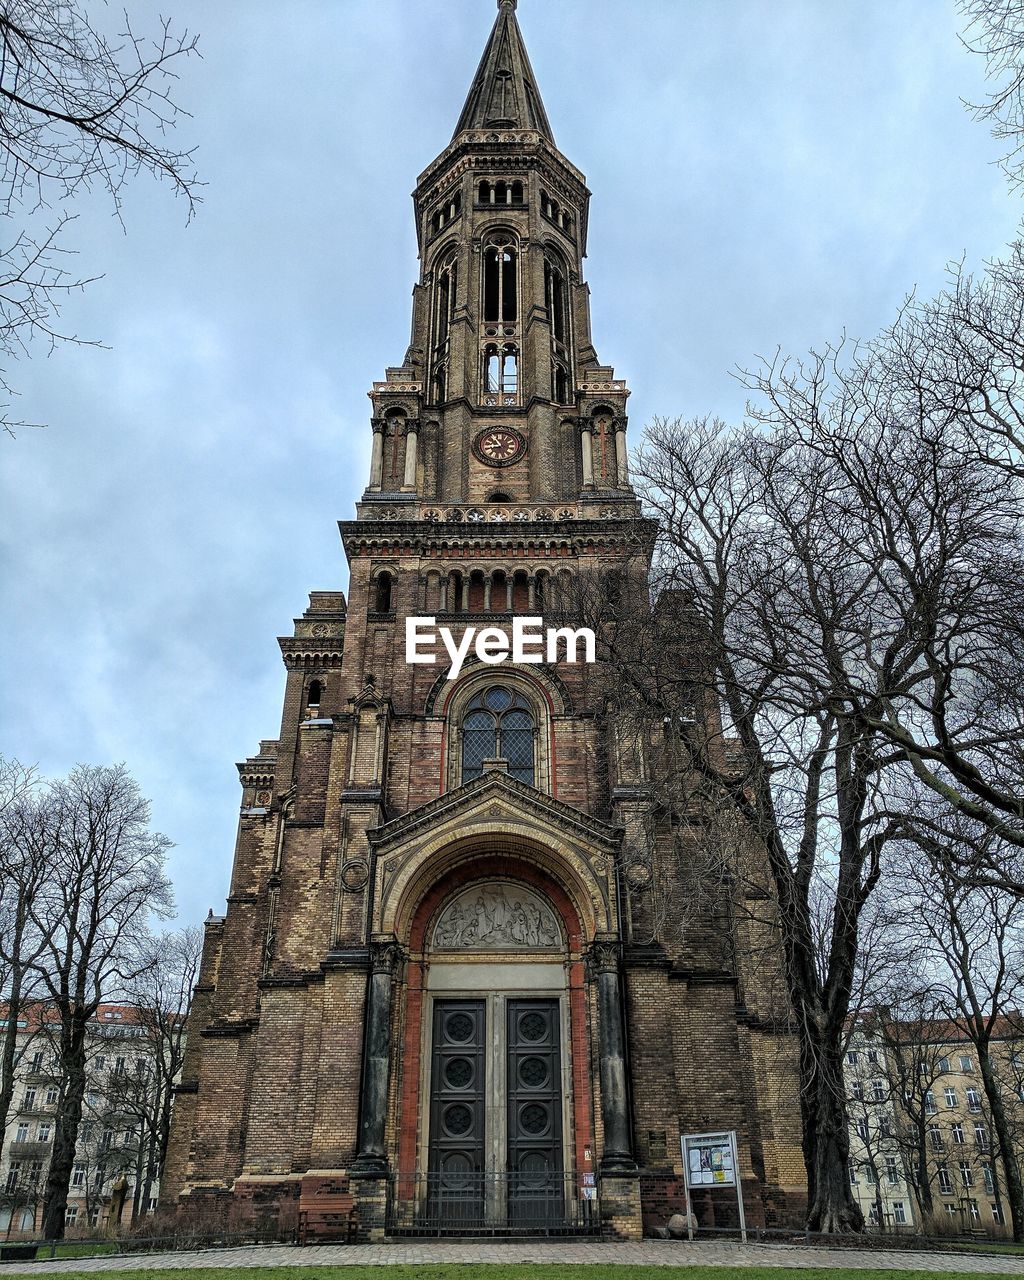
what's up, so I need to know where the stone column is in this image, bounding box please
[401,420,420,491]
[591,941,635,1174]
[484,574,493,612]
[614,418,629,486]
[527,575,536,610]
[580,420,595,488]
[351,939,401,1176]
[369,420,385,489]
[505,575,514,612]
[461,575,470,613]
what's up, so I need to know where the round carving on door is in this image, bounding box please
[444,1057,474,1089]
[518,1010,547,1042]
[445,1012,474,1043]
[443,1103,473,1135]
[518,1056,548,1088]
[519,1102,549,1135]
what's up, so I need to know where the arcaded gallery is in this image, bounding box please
[164,0,805,1240]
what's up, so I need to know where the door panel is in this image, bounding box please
[506,998,564,1224]
[428,999,486,1225]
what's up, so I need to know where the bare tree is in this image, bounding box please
[28,764,173,1240]
[960,0,1024,188]
[0,2,200,435]
[113,926,200,1217]
[892,836,1024,1239]
[737,251,1024,881]
[0,758,48,1167]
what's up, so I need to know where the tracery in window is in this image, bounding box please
[461,687,535,786]
[483,235,518,323]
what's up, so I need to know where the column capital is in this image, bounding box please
[371,417,387,435]
[589,937,621,974]
[369,936,403,975]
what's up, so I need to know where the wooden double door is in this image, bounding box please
[427,997,565,1228]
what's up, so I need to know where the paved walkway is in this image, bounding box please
[4,1239,1024,1274]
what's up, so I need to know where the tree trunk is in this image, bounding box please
[40,1011,88,1240]
[801,1031,865,1233]
[915,1116,933,1219]
[979,1047,1024,1241]
[0,911,32,1166]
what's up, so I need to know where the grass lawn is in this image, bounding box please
[22,1267,1019,1280]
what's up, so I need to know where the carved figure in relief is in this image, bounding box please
[433,883,560,950]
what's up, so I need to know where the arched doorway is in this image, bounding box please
[424,881,569,1227]
[389,858,599,1234]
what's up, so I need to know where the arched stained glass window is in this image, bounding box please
[461,687,535,786]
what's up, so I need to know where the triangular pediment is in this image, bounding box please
[368,771,621,856]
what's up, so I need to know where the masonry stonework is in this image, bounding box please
[162,0,806,1239]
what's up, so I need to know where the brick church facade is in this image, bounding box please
[163,0,805,1239]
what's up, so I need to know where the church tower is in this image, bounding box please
[164,1,804,1240]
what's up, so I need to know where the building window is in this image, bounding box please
[937,1163,953,1195]
[951,1123,965,1144]
[306,679,322,712]
[993,1202,1004,1223]
[867,1048,879,1065]
[938,1056,950,1072]
[865,1163,877,1185]
[15,1124,28,1143]
[114,1056,125,1075]
[5,1164,20,1193]
[23,1088,36,1110]
[929,1124,943,1151]
[373,572,394,615]
[851,1080,864,1101]
[893,1201,906,1224]
[959,1054,973,1072]
[65,1205,78,1226]
[482,342,518,401]
[855,1118,869,1141]
[482,235,518,323]
[871,1079,885,1102]
[975,1122,990,1150]
[886,1157,900,1185]
[925,1090,936,1114]
[461,687,535,786]
[960,1161,973,1188]
[45,1087,57,1106]
[37,1124,51,1143]
[848,1158,858,1185]
[983,1162,995,1194]
[966,1087,982,1112]
[30,1051,44,1072]
[847,1051,859,1066]
[72,1164,85,1188]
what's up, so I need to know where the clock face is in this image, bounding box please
[473,426,526,468]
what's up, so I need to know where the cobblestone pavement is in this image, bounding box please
[4,1239,1024,1275]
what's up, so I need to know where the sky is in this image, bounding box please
[1,0,1021,929]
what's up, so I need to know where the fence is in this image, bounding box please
[386,1170,601,1236]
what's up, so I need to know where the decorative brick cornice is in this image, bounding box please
[278,637,344,668]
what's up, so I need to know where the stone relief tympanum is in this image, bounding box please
[432,882,561,951]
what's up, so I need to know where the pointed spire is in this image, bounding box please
[453,1,554,142]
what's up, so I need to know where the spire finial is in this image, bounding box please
[498,0,517,10]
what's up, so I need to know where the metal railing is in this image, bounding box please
[386,1170,600,1237]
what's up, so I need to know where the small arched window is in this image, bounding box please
[461,687,535,786]
[306,680,322,712]
[483,343,518,396]
[374,572,394,614]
